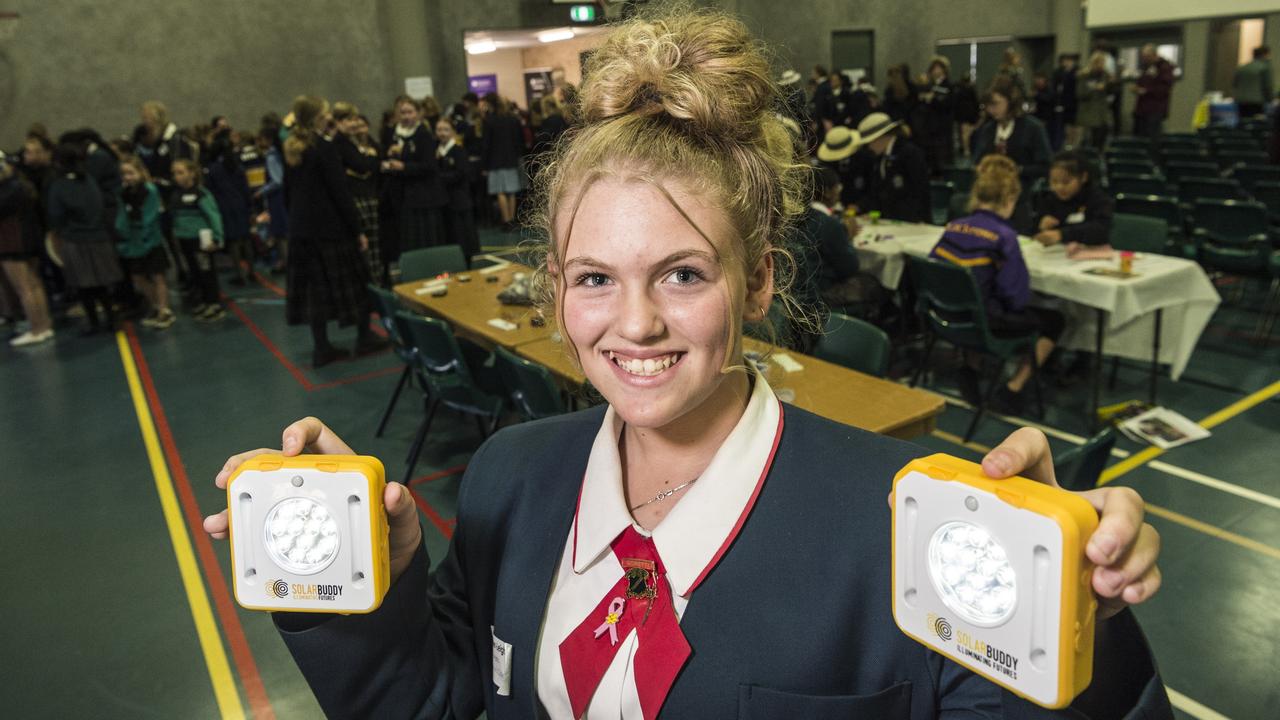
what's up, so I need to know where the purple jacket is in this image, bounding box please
[929,209,1030,315]
[1135,58,1175,119]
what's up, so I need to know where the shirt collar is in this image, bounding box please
[571,371,783,598]
[438,138,457,156]
[395,123,420,139]
[810,201,834,216]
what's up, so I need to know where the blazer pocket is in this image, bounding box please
[738,681,911,720]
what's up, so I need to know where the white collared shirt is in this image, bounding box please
[535,373,782,719]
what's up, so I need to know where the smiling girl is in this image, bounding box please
[205,8,1169,719]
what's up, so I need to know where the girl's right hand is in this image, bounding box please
[202,417,425,585]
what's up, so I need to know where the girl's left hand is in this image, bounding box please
[981,428,1161,620]
[1035,229,1063,246]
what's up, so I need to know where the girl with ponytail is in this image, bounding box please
[207,8,1166,719]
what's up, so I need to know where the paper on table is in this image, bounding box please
[414,280,449,295]
[772,353,804,372]
[487,318,518,331]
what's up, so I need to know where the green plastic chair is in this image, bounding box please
[1215,149,1269,170]
[1229,164,1280,191]
[1249,181,1280,225]
[813,312,891,377]
[399,244,469,283]
[946,192,970,222]
[1176,178,1247,205]
[493,346,567,421]
[1054,428,1118,491]
[1163,161,1220,185]
[1114,194,1183,247]
[394,311,505,484]
[1158,147,1209,166]
[1106,159,1157,177]
[1191,200,1272,279]
[1110,214,1169,255]
[1110,137,1152,151]
[905,255,1043,441]
[369,285,418,437]
[1107,174,1170,197]
[930,180,955,226]
[1104,148,1152,164]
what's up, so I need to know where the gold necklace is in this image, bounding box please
[629,478,699,512]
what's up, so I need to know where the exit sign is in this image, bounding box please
[569,4,596,22]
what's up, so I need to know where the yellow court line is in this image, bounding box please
[1100,378,1280,485]
[929,428,1280,562]
[116,332,246,720]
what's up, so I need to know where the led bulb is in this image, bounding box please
[264,498,341,574]
[928,521,1016,626]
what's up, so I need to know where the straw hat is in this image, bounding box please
[779,69,802,86]
[855,112,901,144]
[817,126,861,162]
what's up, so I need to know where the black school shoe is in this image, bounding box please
[312,345,348,368]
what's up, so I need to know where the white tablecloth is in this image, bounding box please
[853,222,1221,380]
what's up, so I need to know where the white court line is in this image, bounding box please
[1166,686,1231,720]
[915,385,1280,510]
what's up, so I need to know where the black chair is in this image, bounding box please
[1106,173,1170,197]
[1158,147,1209,165]
[395,311,505,484]
[906,255,1044,441]
[1114,193,1183,233]
[1110,213,1169,255]
[1107,160,1157,177]
[369,285,417,438]
[1054,429,1118,491]
[1250,180,1280,225]
[944,165,975,194]
[1214,149,1269,170]
[1176,178,1248,205]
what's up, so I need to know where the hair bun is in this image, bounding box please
[579,9,775,142]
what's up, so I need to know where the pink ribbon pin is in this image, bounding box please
[593,597,625,645]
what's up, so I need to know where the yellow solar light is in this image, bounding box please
[227,455,390,614]
[892,454,1100,708]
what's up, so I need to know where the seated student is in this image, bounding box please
[815,126,860,208]
[931,155,1065,414]
[846,112,931,223]
[1033,150,1113,248]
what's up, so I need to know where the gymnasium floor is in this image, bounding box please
[1,233,1276,719]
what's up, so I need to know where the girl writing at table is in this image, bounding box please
[931,155,1067,416]
[205,7,1168,719]
[1033,150,1114,249]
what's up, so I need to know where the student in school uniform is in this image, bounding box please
[332,102,386,285]
[1032,150,1113,249]
[435,117,479,265]
[846,112,932,223]
[931,155,1066,414]
[380,95,445,261]
[206,10,1170,720]
[116,155,174,329]
[169,158,225,321]
[46,141,124,334]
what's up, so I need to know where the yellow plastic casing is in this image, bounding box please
[891,453,1100,709]
[227,454,390,614]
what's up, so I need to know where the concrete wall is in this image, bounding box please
[1,0,397,148]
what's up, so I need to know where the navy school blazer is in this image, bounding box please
[276,404,1172,719]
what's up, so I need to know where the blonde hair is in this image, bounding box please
[284,95,328,166]
[968,155,1021,211]
[172,158,202,186]
[529,4,812,363]
[141,100,169,127]
[331,101,360,122]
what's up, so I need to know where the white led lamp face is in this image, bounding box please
[227,455,390,614]
[891,455,1099,709]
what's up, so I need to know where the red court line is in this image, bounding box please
[407,487,455,540]
[126,324,276,720]
[408,464,468,488]
[225,299,316,391]
[311,365,403,391]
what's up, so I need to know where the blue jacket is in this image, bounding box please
[275,405,1171,719]
[931,210,1030,316]
[115,182,164,258]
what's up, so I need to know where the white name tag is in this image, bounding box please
[182,193,198,204]
[1066,211,1086,224]
[491,626,512,697]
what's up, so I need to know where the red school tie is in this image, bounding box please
[558,527,691,720]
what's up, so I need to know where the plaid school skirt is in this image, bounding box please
[354,194,384,283]
[285,236,371,327]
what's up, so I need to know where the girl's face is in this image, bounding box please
[1049,166,1085,201]
[173,163,195,188]
[23,139,50,168]
[121,163,143,187]
[987,92,1009,122]
[557,176,771,430]
[397,102,421,128]
[337,116,361,137]
[436,120,455,144]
